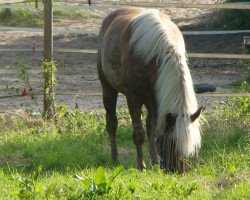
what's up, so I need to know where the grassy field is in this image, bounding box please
[0,98,249,199]
[0,8,99,27]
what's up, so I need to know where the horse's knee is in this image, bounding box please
[106,114,118,135]
[133,130,145,145]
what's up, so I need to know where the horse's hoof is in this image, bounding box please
[138,167,146,172]
[137,161,146,171]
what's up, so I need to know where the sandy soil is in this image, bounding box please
[0,1,249,114]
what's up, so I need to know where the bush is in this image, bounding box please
[215,0,250,30]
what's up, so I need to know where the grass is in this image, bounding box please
[228,71,250,92]
[0,99,249,199]
[212,0,250,30]
[0,8,99,27]
[226,40,250,92]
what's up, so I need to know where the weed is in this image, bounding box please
[10,167,42,199]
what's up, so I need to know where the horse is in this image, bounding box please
[97,7,203,173]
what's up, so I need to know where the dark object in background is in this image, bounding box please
[243,36,250,54]
[88,0,91,6]
[194,83,216,93]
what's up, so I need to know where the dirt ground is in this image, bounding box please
[0,1,249,114]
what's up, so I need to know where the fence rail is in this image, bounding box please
[1,1,250,10]
[1,91,249,100]
[1,48,250,59]
[1,26,250,36]
[0,1,250,60]
[100,1,250,10]
[0,0,24,3]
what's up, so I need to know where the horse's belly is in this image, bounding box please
[103,66,126,93]
[103,62,155,101]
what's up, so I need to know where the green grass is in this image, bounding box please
[213,0,250,30]
[0,9,43,27]
[0,99,249,199]
[228,74,250,92]
[227,63,250,92]
[0,8,99,27]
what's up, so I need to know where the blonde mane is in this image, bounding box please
[129,9,201,157]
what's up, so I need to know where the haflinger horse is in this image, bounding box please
[97,7,203,173]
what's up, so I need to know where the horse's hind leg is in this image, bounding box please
[103,86,118,162]
[97,51,118,162]
[126,96,146,170]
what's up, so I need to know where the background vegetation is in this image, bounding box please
[0,1,250,30]
[0,8,99,27]
[213,0,250,30]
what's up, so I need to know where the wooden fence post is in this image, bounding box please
[43,0,55,119]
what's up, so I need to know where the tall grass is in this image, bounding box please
[0,9,43,27]
[0,98,249,199]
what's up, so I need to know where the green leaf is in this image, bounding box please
[81,179,92,190]
[95,167,106,185]
[45,183,57,196]
[18,189,33,198]
[129,182,136,194]
[111,165,124,181]
[152,182,160,191]
[184,183,199,196]
[9,190,19,197]
[33,170,39,181]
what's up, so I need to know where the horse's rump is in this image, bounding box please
[97,7,158,97]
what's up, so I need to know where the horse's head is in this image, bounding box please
[157,107,204,173]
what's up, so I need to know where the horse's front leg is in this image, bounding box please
[146,107,159,165]
[127,96,146,171]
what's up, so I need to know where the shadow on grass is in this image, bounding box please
[0,110,249,176]
[0,116,137,175]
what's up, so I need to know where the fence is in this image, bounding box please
[1,1,250,59]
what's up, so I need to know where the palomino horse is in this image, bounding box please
[97,7,203,172]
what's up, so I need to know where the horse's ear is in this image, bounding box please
[166,113,175,126]
[190,107,204,122]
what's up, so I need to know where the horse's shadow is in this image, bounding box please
[1,120,247,175]
[0,122,142,174]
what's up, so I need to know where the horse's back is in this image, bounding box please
[98,7,144,58]
[99,7,144,37]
